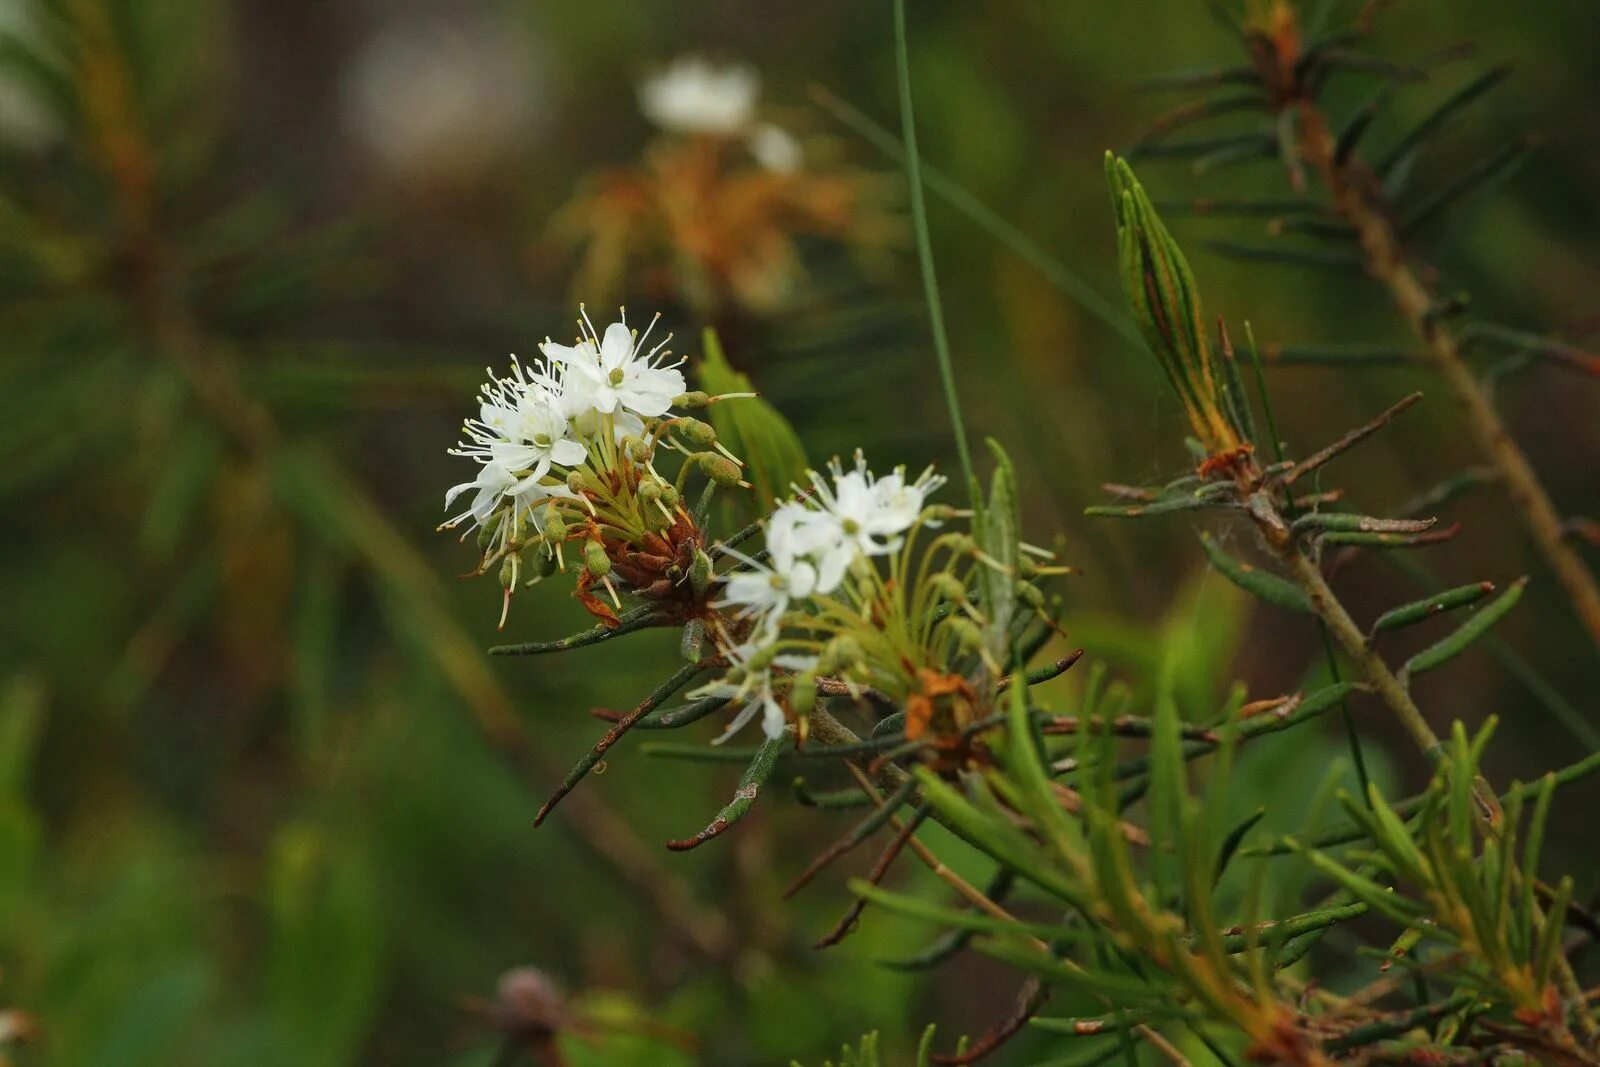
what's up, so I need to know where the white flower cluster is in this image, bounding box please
[637,56,802,174]
[443,309,686,545]
[702,453,947,741]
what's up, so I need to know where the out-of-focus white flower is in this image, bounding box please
[341,16,545,188]
[747,122,802,173]
[638,56,758,135]
[0,2,61,152]
[542,310,686,419]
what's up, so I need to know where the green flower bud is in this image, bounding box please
[928,572,968,603]
[659,483,681,508]
[566,470,587,494]
[531,547,560,578]
[700,454,742,488]
[583,540,612,577]
[497,555,519,589]
[474,510,503,549]
[627,437,652,463]
[544,510,569,541]
[688,549,714,595]
[672,390,710,408]
[848,553,875,583]
[677,418,717,447]
[790,670,818,717]
[638,480,663,506]
[1016,582,1046,609]
[946,617,985,651]
[820,635,864,676]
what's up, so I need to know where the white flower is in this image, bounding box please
[716,542,818,638]
[443,461,519,533]
[455,356,587,484]
[691,641,814,743]
[541,309,686,420]
[747,122,801,173]
[800,452,947,591]
[442,461,575,541]
[638,57,758,135]
[765,499,838,563]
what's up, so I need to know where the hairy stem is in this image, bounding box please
[1296,108,1600,653]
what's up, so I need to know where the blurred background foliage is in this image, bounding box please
[0,0,1595,1063]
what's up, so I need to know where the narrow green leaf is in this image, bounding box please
[1286,839,1427,923]
[666,731,791,851]
[914,769,1085,907]
[1376,64,1514,177]
[1403,577,1527,678]
[1371,582,1496,634]
[894,0,975,501]
[1198,532,1312,613]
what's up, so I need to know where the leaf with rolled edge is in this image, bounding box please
[666,730,792,851]
[697,327,808,509]
[1198,532,1312,613]
[1290,512,1437,535]
[1105,154,1243,453]
[1085,495,1232,519]
[1403,577,1527,679]
[1371,582,1496,635]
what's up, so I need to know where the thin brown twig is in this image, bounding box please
[1293,83,1600,653]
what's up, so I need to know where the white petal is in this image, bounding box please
[600,321,634,370]
[814,543,852,594]
[760,696,787,739]
[712,699,763,745]
[550,438,587,467]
